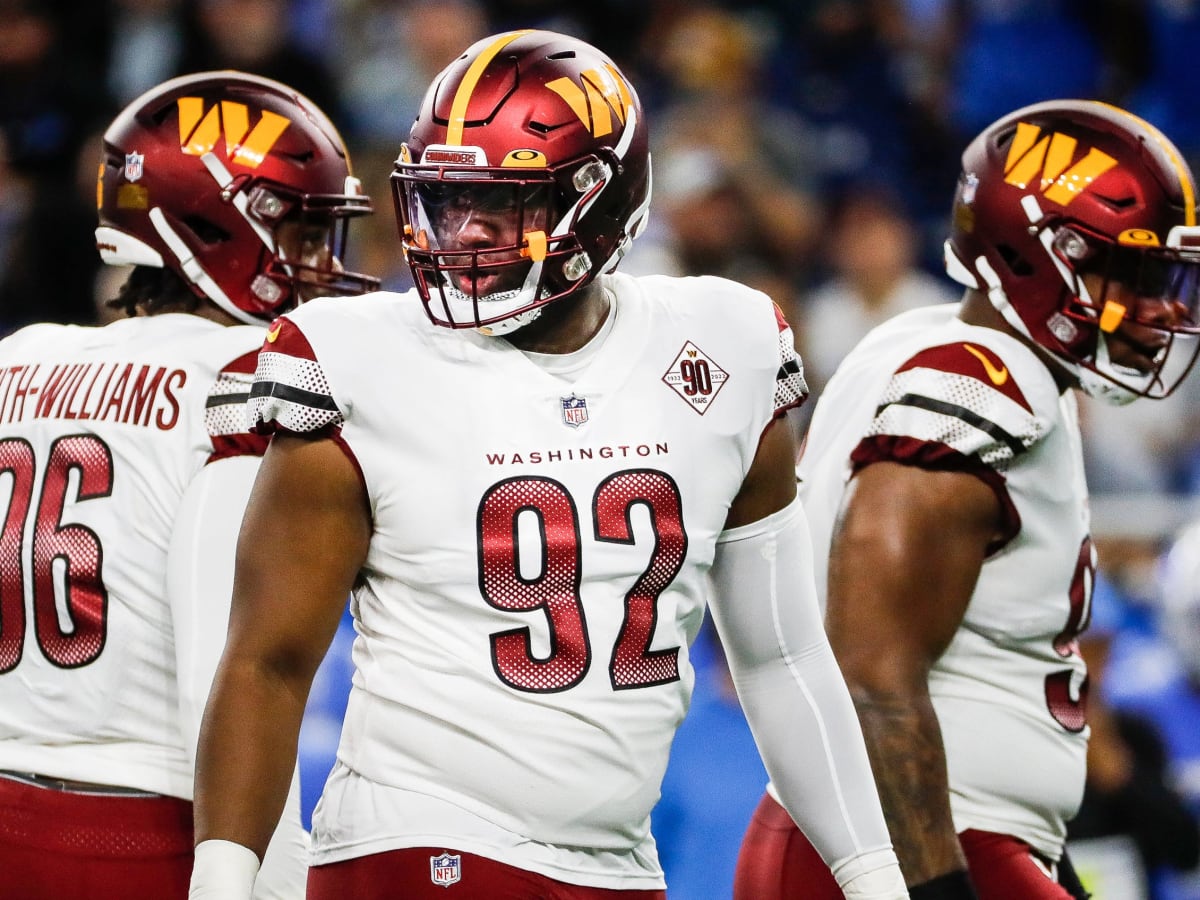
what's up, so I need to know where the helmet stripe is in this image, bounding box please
[1102,102,1197,227]
[447,30,532,146]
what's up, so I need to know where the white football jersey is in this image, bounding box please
[0,314,267,798]
[797,303,1091,862]
[248,272,806,887]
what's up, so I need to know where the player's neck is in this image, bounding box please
[958,289,1075,394]
[144,299,242,327]
[504,282,612,355]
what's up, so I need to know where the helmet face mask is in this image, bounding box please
[253,184,375,305]
[407,172,557,299]
[944,100,1200,403]
[95,71,379,323]
[1050,223,1200,399]
[391,30,651,336]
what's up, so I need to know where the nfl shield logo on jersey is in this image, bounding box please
[561,394,588,428]
[430,852,461,887]
[124,152,145,182]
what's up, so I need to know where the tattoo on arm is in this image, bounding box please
[854,689,968,884]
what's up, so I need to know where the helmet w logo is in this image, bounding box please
[1003,122,1117,207]
[176,97,291,169]
[546,66,634,139]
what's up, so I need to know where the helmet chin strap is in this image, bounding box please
[1080,342,1140,406]
[966,210,1142,406]
[1023,194,1144,405]
[438,280,546,336]
[144,152,283,325]
[476,307,543,337]
[200,152,276,249]
[971,249,1096,393]
[148,207,264,325]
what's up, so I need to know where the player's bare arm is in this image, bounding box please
[193,432,371,858]
[724,415,799,530]
[825,461,1003,886]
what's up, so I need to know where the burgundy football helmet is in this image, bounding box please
[391,29,651,335]
[95,70,378,324]
[945,99,1200,403]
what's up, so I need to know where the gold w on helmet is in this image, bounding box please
[176,97,291,169]
[546,66,633,139]
[1003,122,1117,207]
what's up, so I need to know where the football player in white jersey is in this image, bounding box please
[188,29,908,900]
[733,101,1200,900]
[0,71,377,899]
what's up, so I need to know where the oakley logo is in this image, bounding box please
[176,97,291,169]
[546,65,633,139]
[1003,122,1117,207]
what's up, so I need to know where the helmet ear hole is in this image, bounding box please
[182,216,230,246]
[996,243,1033,277]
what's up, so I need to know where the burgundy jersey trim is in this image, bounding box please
[850,434,1021,554]
[205,349,263,460]
[896,342,1032,412]
[207,431,269,463]
[261,316,317,361]
[772,302,791,333]
[221,349,260,377]
[328,429,368,517]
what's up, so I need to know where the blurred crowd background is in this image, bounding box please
[3,0,1200,898]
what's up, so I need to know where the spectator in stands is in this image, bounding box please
[793,180,958,397]
[1067,578,1200,900]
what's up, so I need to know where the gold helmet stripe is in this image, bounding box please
[1101,102,1197,227]
[447,30,532,146]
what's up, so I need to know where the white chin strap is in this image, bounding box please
[148,207,264,325]
[478,307,543,337]
[971,245,1140,404]
[437,281,545,336]
[1081,337,1142,406]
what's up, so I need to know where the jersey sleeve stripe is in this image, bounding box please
[205,363,258,455]
[775,329,809,414]
[247,343,344,435]
[876,393,1028,458]
[248,379,340,411]
[206,391,249,409]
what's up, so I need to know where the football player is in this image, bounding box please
[187,29,908,900]
[0,71,377,899]
[733,100,1200,900]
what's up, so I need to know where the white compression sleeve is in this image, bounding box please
[190,839,260,899]
[709,497,907,898]
[168,456,259,759]
[169,456,309,899]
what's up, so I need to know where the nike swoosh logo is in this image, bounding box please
[266,323,283,343]
[963,343,1008,386]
